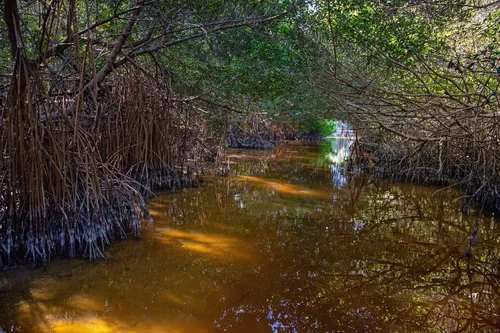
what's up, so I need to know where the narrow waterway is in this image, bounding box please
[1,140,499,332]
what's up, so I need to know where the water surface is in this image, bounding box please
[1,140,499,332]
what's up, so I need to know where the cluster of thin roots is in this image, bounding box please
[0,66,206,268]
[226,114,285,149]
[95,69,202,193]
[351,118,500,215]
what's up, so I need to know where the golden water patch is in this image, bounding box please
[66,294,104,312]
[149,209,164,218]
[155,228,256,261]
[236,175,331,199]
[51,317,118,333]
[30,289,55,301]
[50,315,213,333]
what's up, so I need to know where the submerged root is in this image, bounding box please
[0,175,150,268]
[227,138,275,150]
[128,165,201,193]
[351,135,500,216]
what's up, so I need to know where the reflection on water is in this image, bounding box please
[1,139,500,332]
[323,138,351,188]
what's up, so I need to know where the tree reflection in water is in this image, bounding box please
[1,140,499,332]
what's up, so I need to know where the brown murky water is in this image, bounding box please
[1,140,500,332]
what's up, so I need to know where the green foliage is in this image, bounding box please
[155,12,335,129]
[0,8,10,77]
[301,118,337,136]
[3,0,498,136]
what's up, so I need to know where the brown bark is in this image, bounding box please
[3,0,20,57]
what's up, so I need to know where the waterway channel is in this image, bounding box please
[1,139,499,332]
